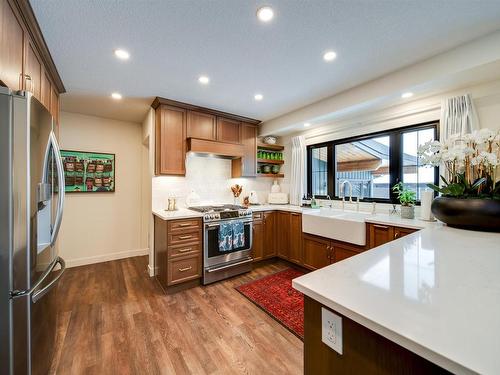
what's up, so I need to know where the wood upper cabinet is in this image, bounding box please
[276,211,291,259]
[289,213,303,264]
[24,40,42,99]
[302,234,331,271]
[262,211,276,258]
[40,70,51,110]
[251,219,264,262]
[187,110,216,140]
[0,0,24,91]
[216,117,241,144]
[0,0,64,120]
[232,123,257,177]
[155,105,186,175]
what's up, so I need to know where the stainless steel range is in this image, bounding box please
[188,205,253,284]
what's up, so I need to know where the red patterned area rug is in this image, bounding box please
[236,268,305,339]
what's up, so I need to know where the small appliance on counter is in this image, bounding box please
[268,192,288,204]
[249,191,259,204]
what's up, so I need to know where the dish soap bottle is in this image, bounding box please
[311,195,319,209]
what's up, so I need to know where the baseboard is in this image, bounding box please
[147,264,158,277]
[65,248,150,268]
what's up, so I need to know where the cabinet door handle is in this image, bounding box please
[178,235,193,240]
[178,266,192,272]
[374,224,389,230]
[394,231,400,239]
[178,248,192,253]
[178,223,192,227]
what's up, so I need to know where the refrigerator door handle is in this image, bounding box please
[42,131,65,245]
[31,257,66,303]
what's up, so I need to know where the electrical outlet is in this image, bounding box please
[321,307,343,354]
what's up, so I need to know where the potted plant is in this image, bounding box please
[418,128,500,231]
[392,182,416,219]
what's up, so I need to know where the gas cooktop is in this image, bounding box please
[188,205,252,222]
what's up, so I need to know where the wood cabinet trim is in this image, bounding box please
[152,96,260,125]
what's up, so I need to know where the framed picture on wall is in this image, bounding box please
[60,150,116,193]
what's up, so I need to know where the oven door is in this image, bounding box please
[204,219,253,268]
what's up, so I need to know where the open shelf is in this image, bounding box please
[257,158,284,164]
[257,173,284,178]
[257,143,284,151]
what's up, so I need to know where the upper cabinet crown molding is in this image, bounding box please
[152,96,261,126]
[8,0,65,93]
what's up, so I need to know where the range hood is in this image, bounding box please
[187,138,244,159]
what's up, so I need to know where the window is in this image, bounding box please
[335,135,390,199]
[310,146,329,196]
[307,122,439,203]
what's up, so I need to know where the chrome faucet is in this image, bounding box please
[324,195,333,208]
[340,180,353,204]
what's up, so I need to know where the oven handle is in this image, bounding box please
[206,257,253,273]
[205,219,253,228]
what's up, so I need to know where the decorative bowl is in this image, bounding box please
[263,136,277,145]
[262,165,271,174]
[271,165,280,174]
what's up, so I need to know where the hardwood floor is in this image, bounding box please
[50,256,303,374]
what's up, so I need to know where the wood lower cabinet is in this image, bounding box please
[251,217,264,262]
[289,213,303,264]
[302,234,332,270]
[155,105,186,175]
[276,211,291,259]
[262,211,276,258]
[154,216,203,293]
[368,223,417,248]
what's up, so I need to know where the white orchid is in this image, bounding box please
[419,128,499,197]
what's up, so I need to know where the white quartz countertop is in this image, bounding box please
[293,226,500,375]
[152,208,203,221]
[153,204,434,230]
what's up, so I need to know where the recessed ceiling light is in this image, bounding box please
[198,75,210,85]
[254,93,263,101]
[256,6,274,22]
[114,49,130,60]
[304,123,311,128]
[323,50,337,62]
[111,92,122,100]
[401,92,414,99]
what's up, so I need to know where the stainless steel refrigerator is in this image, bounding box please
[1,87,66,374]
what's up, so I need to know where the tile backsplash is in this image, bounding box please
[152,154,289,210]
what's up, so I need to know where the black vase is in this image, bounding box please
[431,197,500,232]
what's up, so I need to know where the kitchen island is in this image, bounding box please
[293,226,500,374]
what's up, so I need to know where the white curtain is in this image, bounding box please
[440,94,480,140]
[290,135,307,206]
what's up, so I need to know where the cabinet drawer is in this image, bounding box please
[168,218,201,232]
[168,243,201,258]
[168,230,202,245]
[253,212,263,220]
[168,256,201,285]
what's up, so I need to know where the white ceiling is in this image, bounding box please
[31,0,500,124]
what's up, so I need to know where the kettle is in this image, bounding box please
[249,191,259,204]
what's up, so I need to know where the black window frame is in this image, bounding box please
[307,121,439,204]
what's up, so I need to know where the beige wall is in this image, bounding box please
[58,112,147,267]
